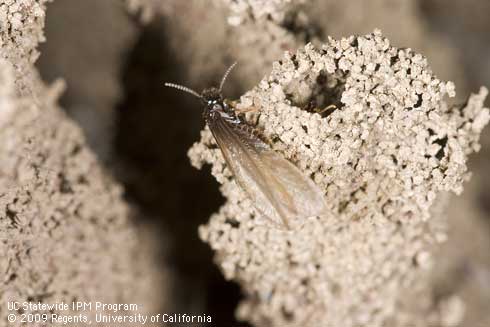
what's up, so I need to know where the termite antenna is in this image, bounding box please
[219,62,237,93]
[164,82,202,99]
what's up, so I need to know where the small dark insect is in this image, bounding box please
[165,63,328,229]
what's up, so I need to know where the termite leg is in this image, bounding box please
[234,106,259,114]
[225,99,259,114]
[317,104,337,115]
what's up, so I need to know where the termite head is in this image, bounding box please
[201,87,224,112]
[164,62,237,119]
[202,90,229,121]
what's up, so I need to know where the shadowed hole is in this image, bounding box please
[115,19,250,327]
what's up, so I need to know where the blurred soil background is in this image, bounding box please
[35,0,490,325]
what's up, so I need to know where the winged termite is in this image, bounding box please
[165,63,328,229]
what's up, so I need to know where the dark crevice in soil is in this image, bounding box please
[115,19,250,327]
[289,69,346,117]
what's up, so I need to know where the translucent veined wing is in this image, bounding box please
[209,115,328,229]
